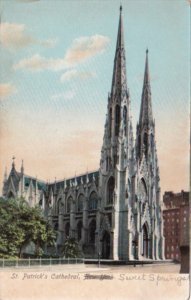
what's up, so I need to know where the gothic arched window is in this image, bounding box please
[109,108,112,137]
[123,106,127,136]
[140,178,147,202]
[89,192,98,210]
[144,132,148,157]
[77,194,84,212]
[66,197,71,213]
[115,105,120,136]
[56,198,62,215]
[107,177,115,204]
[106,156,112,171]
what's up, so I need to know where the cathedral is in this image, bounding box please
[2,7,165,261]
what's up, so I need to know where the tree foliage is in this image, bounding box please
[62,237,81,258]
[0,197,56,258]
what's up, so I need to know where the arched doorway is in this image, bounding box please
[101,231,110,259]
[8,191,15,199]
[142,223,149,258]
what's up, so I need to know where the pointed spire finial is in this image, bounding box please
[21,159,24,173]
[74,172,78,186]
[86,171,89,184]
[120,4,122,12]
[63,178,66,189]
[143,48,150,88]
[111,4,127,97]
[12,156,15,168]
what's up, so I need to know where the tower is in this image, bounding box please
[98,6,134,260]
[134,50,165,260]
[136,49,155,163]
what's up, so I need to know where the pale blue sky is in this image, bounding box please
[0,0,190,194]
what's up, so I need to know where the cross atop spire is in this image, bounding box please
[111,6,128,98]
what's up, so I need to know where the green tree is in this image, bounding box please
[0,197,56,258]
[62,237,81,258]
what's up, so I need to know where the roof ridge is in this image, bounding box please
[48,169,99,185]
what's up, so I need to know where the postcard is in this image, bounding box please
[0,0,190,299]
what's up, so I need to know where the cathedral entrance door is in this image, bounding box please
[101,231,110,259]
[142,224,149,258]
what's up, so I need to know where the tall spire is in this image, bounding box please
[139,49,153,127]
[136,50,155,161]
[12,156,15,169]
[111,5,128,98]
[116,5,124,51]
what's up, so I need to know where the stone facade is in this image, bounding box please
[2,7,164,261]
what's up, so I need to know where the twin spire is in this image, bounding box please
[111,6,153,127]
[116,5,125,51]
[139,48,153,128]
[111,5,127,98]
[109,6,154,165]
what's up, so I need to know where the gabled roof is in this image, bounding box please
[24,175,46,191]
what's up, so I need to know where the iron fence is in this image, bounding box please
[0,257,84,268]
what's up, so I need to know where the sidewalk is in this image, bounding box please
[0,261,181,273]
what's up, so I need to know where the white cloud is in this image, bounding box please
[0,23,34,50]
[14,34,110,71]
[13,54,68,72]
[60,69,96,82]
[0,83,17,99]
[51,91,75,101]
[40,39,58,48]
[0,22,57,50]
[64,35,110,65]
